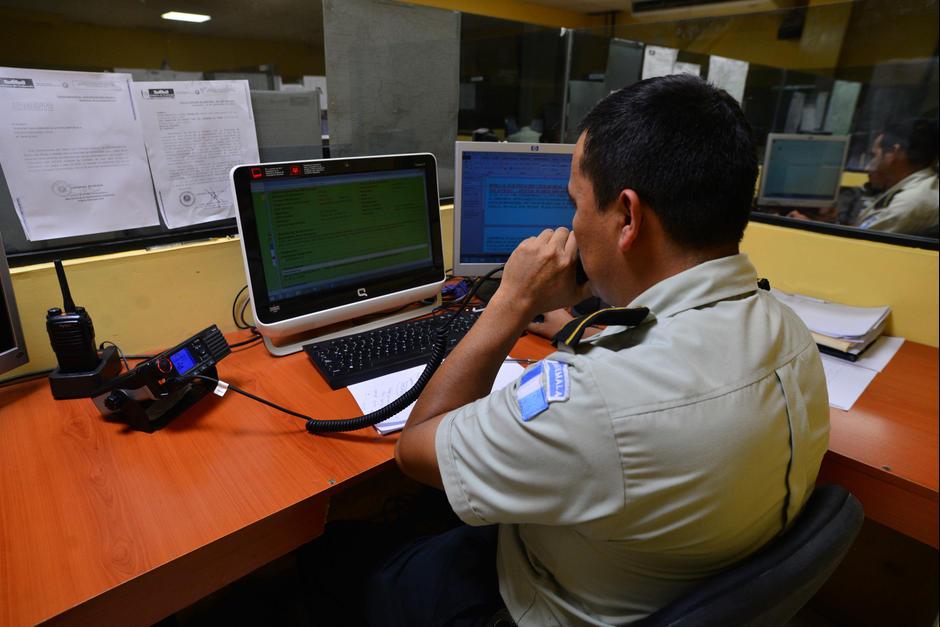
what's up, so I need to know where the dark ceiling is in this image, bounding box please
[0,0,324,44]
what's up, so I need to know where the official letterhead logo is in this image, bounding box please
[147,88,175,98]
[0,78,34,88]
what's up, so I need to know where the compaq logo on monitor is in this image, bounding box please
[357,288,368,297]
[0,78,34,88]
[147,88,175,98]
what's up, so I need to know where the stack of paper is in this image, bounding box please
[348,361,525,435]
[771,289,905,411]
[771,289,890,357]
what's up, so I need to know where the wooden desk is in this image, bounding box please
[0,333,935,626]
[818,341,939,548]
[0,330,404,627]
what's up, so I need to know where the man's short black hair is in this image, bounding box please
[880,118,939,169]
[577,75,758,249]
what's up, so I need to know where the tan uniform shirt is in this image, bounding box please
[855,167,939,236]
[436,254,830,625]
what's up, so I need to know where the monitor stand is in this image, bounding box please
[261,295,442,357]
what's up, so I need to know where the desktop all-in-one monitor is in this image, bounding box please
[231,154,446,356]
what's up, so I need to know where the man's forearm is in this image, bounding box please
[406,295,531,427]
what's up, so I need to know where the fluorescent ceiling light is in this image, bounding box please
[161,11,211,23]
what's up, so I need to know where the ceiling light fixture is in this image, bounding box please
[161,11,212,23]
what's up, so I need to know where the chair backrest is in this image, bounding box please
[635,484,864,627]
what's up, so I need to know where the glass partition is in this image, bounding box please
[565,0,938,246]
[459,15,569,144]
[1,0,936,264]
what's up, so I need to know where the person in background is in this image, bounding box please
[853,118,939,236]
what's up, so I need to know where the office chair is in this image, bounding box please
[635,484,864,627]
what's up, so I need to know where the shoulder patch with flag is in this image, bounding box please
[516,360,570,421]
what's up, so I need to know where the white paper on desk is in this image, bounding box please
[133,80,259,229]
[771,289,889,339]
[0,67,159,240]
[708,55,749,103]
[821,354,878,411]
[349,361,525,435]
[642,46,678,80]
[853,336,904,372]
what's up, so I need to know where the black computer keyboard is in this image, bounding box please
[303,310,482,389]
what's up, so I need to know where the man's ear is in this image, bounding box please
[616,189,642,252]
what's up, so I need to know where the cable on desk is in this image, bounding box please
[229,334,263,349]
[191,266,503,435]
[99,340,130,371]
[190,374,311,424]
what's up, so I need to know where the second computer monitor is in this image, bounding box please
[758,133,850,209]
[453,142,576,277]
[0,233,28,377]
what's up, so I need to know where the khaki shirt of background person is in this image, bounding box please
[854,166,940,236]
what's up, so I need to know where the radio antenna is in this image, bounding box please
[53,260,77,313]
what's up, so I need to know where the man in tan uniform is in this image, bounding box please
[854,118,939,237]
[372,75,830,626]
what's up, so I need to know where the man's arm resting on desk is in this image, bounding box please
[395,228,587,489]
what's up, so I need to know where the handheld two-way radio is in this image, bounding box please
[46,260,122,400]
[46,260,99,373]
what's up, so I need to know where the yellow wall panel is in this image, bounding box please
[741,222,939,346]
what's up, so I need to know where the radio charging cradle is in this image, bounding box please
[90,325,231,433]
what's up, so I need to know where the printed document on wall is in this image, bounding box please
[0,68,158,240]
[641,46,678,80]
[134,80,259,229]
[708,55,749,103]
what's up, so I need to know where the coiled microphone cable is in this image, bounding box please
[192,266,504,435]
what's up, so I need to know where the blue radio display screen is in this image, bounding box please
[169,347,197,374]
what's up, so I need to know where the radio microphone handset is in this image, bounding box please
[575,254,589,285]
[301,253,586,434]
[299,265,503,434]
[187,252,584,435]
